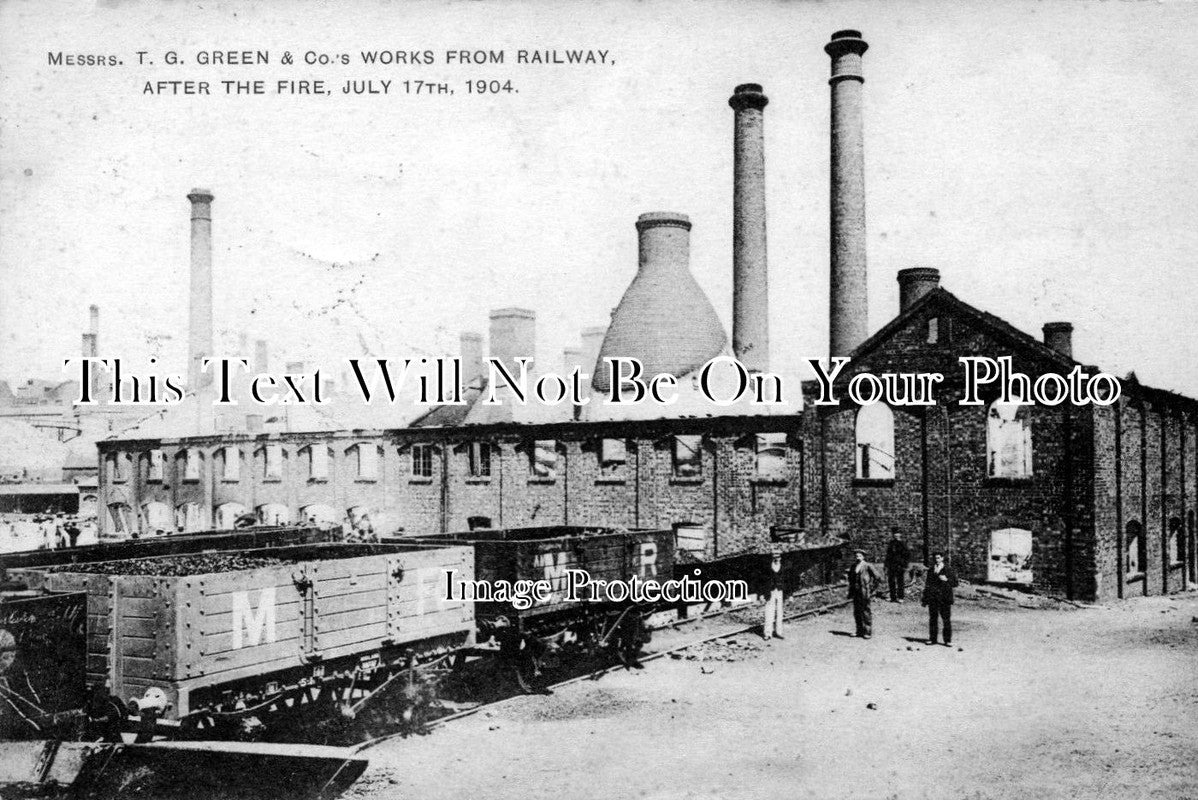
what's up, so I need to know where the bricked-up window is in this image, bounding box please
[1126,520,1145,575]
[600,438,627,476]
[223,446,241,481]
[412,444,434,479]
[263,444,283,480]
[147,449,165,482]
[855,404,895,480]
[531,440,557,479]
[468,442,492,478]
[1168,518,1183,565]
[309,445,329,480]
[987,401,1032,478]
[756,433,788,479]
[673,435,702,478]
[356,443,379,480]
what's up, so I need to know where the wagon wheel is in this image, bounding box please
[509,635,549,694]
[612,610,646,668]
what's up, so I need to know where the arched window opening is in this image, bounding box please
[855,404,895,480]
[987,401,1032,478]
[1126,520,1145,575]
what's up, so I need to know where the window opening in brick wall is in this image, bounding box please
[987,400,1033,478]
[1126,520,1145,575]
[756,433,788,479]
[673,435,702,478]
[855,404,895,480]
[412,444,434,478]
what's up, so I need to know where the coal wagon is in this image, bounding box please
[40,542,475,741]
[411,526,675,690]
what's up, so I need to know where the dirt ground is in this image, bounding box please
[347,589,1198,800]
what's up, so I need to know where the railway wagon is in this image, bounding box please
[411,526,675,688]
[0,525,339,588]
[42,542,474,740]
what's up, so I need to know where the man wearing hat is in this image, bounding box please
[762,550,785,640]
[847,549,882,638]
[922,551,959,645]
[885,527,911,603]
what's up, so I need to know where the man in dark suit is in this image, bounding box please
[922,552,959,645]
[884,528,910,603]
[847,549,882,638]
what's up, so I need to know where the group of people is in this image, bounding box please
[765,528,960,647]
[0,513,89,553]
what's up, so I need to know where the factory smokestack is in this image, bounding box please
[187,189,215,391]
[729,83,770,372]
[81,305,100,400]
[825,30,870,357]
[1042,322,1074,359]
[897,268,940,314]
[460,331,484,386]
[489,308,536,377]
[594,213,727,394]
[254,339,269,374]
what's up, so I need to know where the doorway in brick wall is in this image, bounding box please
[988,528,1033,584]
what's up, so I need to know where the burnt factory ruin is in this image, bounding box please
[89,30,1198,603]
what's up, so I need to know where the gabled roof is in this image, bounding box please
[849,287,1076,370]
[848,287,1198,412]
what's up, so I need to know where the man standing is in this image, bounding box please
[762,551,784,641]
[846,549,882,639]
[922,552,959,646]
[885,527,910,603]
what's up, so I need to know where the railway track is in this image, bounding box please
[355,593,853,752]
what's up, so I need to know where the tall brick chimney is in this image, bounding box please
[489,308,536,376]
[460,331,484,386]
[81,304,100,400]
[1042,322,1074,359]
[187,189,215,390]
[825,30,870,357]
[897,268,941,314]
[729,83,770,372]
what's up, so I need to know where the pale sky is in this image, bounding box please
[1,0,1196,397]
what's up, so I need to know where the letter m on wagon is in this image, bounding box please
[231,586,277,649]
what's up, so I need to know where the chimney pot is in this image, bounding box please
[1042,322,1074,359]
[489,308,536,375]
[460,331,484,386]
[897,268,941,313]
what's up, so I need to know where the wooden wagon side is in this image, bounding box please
[46,543,476,731]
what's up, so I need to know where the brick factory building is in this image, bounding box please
[92,31,1197,602]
